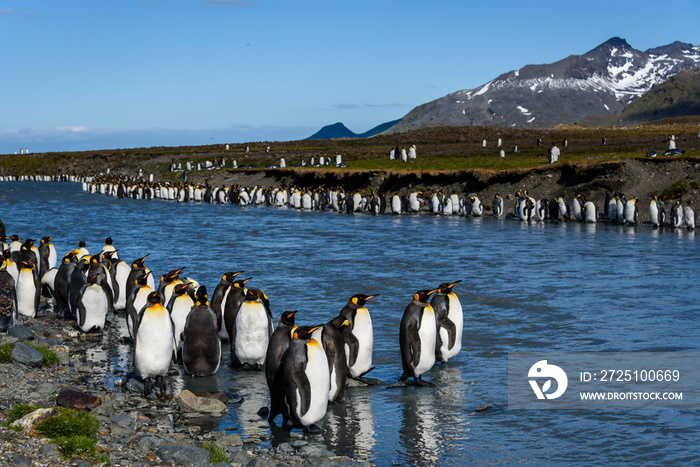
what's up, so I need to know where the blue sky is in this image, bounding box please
[1,0,698,154]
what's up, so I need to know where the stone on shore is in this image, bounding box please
[156,444,213,466]
[7,325,34,341]
[12,342,44,368]
[12,407,60,436]
[56,387,102,411]
[176,389,227,414]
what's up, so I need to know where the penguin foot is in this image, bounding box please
[304,424,324,434]
[143,377,153,396]
[155,375,167,394]
[282,419,294,431]
[351,376,373,385]
[414,377,434,387]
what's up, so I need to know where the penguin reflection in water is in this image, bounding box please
[389,289,438,387]
[133,291,175,396]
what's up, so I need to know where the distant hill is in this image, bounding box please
[616,67,700,124]
[385,37,700,133]
[307,119,400,140]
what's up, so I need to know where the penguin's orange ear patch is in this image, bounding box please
[414,293,420,301]
[351,297,358,305]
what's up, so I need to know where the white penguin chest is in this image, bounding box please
[234,302,269,363]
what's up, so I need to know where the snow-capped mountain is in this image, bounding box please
[388,37,700,131]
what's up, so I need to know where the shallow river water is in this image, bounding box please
[1,181,699,466]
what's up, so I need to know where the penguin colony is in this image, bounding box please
[76,175,698,229]
[0,226,465,433]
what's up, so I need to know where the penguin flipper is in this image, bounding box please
[400,317,421,374]
[284,359,312,420]
[343,331,360,368]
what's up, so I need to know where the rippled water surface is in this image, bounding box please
[2,182,699,466]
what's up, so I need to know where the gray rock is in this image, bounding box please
[110,413,135,428]
[92,401,117,417]
[215,432,243,449]
[11,454,33,467]
[74,461,92,467]
[7,325,34,341]
[276,442,294,454]
[213,463,233,467]
[298,443,336,457]
[227,448,251,465]
[35,382,57,396]
[157,444,213,466]
[138,436,168,450]
[39,443,59,457]
[176,389,227,414]
[55,350,69,365]
[290,440,308,448]
[248,458,276,467]
[0,335,19,345]
[125,376,145,394]
[12,342,44,368]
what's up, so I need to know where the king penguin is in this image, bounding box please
[182,286,221,377]
[210,271,243,337]
[265,310,297,424]
[391,288,437,387]
[16,260,40,319]
[125,271,153,340]
[231,288,273,370]
[110,254,132,311]
[431,281,463,363]
[38,236,57,278]
[53,251,77,317]
[282,326,330,433]
[133,291,174,396]
[166,281,196,356]
[222,276,252,342]
[313,318,351,403]
[0,269,17,331]
[336,293,377,384]
[76,274,108,333]
[125,254,151,300]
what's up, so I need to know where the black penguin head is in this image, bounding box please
[245,288,260,302]
[222,271,244,283]
[105,237,113,245]
[10,235,20,242]
[195,286,208,306]
[414,289,437,304]
[132,254,150,268]
[40,236,54,244]
[78,240,86,248]
[233,277,252,289]
[293,325,320,340]
[63,251,77,263]
[351,294,378,307]
[173,281,193,296]
[135,271,151,285]
[90,255,100,265]
[22,239,35,247]
[87,274,99,284]
[437,280,461,294]
[146,291,162,305]
[19,260,34,270]
[162,267,185,283]
[279,310,297,326]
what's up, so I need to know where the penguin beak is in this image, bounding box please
[448,280,462,288]
[427,289,437,296]
[366,294,379,301]
[137,253,150,262]
[241,277,252,285]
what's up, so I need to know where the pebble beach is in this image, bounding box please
[0,313,372,467]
